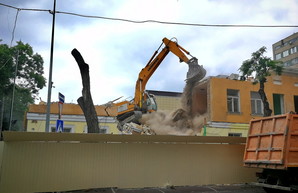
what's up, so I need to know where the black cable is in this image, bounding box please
[0,3,50,12]
[10,9,20,47]
[1,2,298,28]
[56,10,298,28]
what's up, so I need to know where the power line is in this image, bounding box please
[0,3,50,12]
[10,9,20,47]
[1,2,298,28]
[56,11,298,28]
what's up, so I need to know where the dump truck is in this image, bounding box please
[243,113,298,192]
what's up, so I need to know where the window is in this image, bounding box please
[294,96,298,113]
[283,50,289,57]
[84,125,109,134]
[284,57,298,67]
[228,133,242,137]
[275,45,281,50]
[294,58,298,65]
[50,126,73,133]
[227,89,240,113]
[290,47,297,54]
[99,126,109,134]
[273,94,284,115]
[284,60,292,67]
[275,53,282,60]
[250,92,263,115]
[273,80,282,85]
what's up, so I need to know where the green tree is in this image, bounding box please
[239,46,283,117]
[0,41,46,131]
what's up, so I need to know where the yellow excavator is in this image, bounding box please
[114,37,206,132]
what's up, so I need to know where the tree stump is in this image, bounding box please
[71,48,99,133]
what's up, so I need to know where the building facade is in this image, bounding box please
[192,72,298,136]
[26,102,119,134]
[147,69,298,137]
[273,32,298,68]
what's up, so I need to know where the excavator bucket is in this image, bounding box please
[186,57,206,83]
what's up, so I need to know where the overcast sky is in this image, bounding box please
[1,0,298,105]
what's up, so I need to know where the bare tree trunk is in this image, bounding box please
[71,49,100,133]
[259,81,272,117]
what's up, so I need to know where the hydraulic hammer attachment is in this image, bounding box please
[186,57,206,83]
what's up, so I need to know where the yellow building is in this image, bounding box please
[192,70,298,136]
[26,102,119,134]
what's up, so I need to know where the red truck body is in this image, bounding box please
[244,113,298,169]
[243,113,298,192]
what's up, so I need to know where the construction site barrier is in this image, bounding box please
[0,132,258,193]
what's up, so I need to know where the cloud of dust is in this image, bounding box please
[141,70,206,135]
[141,111,205,135]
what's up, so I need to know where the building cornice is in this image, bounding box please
[27,113,116,123]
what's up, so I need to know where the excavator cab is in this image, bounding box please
[144,92,157,112]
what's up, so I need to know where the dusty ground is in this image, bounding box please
[62,184,266,193]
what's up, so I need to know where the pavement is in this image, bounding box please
[63,184,266,193]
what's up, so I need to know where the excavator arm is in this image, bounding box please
[134,37,196,109]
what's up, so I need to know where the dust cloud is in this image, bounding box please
[141,111,205,135]
[141,77,206,136]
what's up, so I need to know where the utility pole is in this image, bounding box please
[45,0,56,132]
[8,50,19,131]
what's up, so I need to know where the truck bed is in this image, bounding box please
[243,113,298,169]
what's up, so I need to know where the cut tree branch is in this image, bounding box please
[71,48,99,133]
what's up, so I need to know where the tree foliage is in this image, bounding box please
[239,46,283,117]
[0,41,46,131]
[0,43,14,96]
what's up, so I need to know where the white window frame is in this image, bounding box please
[227,89,240,113]
[279,95,285,114]
[275,53,282,60]
[250,92,264,115]
[290,47,297,54]
[84,125,110,134]
[283,50,289,57]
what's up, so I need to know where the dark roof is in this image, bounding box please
[147,90,182,97]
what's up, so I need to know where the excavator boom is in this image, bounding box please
[135,37,205,107]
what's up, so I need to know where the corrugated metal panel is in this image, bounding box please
[0,132,256,193]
